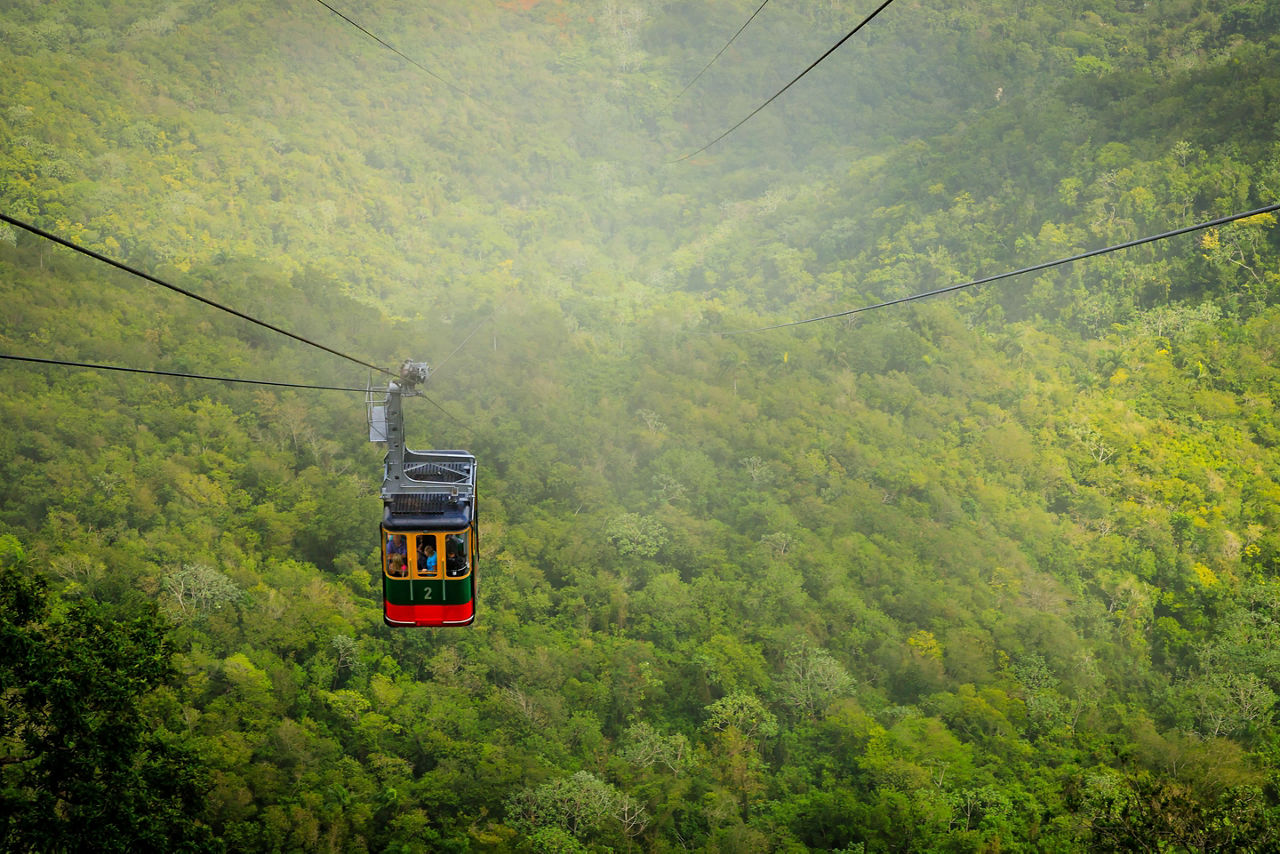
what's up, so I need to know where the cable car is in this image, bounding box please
[369,362,476,627]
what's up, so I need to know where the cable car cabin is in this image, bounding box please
[370,362,477,627]
[380,457,477,627]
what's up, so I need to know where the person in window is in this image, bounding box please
[417,537,437,576]
[445,535,468,577]
[387,534,408,577]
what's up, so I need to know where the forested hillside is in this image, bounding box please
[3,0,1280,851]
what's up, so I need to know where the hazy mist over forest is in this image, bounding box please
[3,0,1280,851]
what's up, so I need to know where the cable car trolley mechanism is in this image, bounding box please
[369,361,476,627]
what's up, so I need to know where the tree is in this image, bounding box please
[705,692,779,742]
[0,541,221,852]
[620,721,691,775]
[777,640,857,720]
[605,513,669,558]
[1183,671,1277,740]
[162,562,241,622]
[504,771,647,847]
[1088,772,1279,853]
[704,692,779,821]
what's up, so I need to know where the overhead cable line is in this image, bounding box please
[717,203,1280,335]
[674,0,899,162]
[0,212,396,378]
[415,390,476,436]
[672,0,773,103]
[2,350,478,437]
[0,353,369,392]
[427,317,490,382]
[309,0,491,110]
[3,352,477,432]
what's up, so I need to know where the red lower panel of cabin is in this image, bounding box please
[384,601,475,627]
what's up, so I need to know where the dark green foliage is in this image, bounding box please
[0,544,220,852]
[1087,772,1280,853]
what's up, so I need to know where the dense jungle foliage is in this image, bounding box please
[3,0,1280,850]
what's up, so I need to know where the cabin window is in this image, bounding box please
[385,533,409,578]
[384,529,470,580]
[413,533,440,578]
[445,532,470,577]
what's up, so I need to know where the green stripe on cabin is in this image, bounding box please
[384,576,473,606]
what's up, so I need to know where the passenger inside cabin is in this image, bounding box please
[445,534,468,577]
[386,534,408,577]
[417,537,437,576]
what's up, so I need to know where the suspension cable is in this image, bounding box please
[0,353,369,392]
[674,0,899,162]
[0,212,396,377]
[716,203,1280,335]
[408,390,476,435]
[309,0,490,110]
[428,317,490,381]
[1,352,481,438]
[672,0,773,103]
[4,351,478,435]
